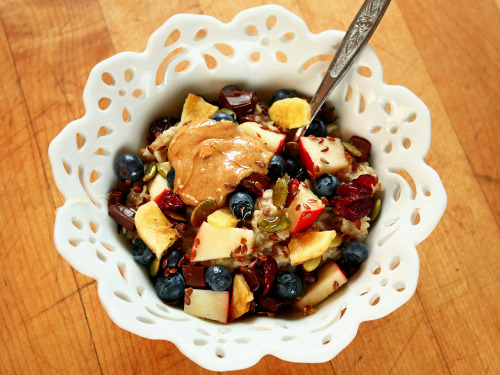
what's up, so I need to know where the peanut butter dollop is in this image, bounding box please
[168,119,273,207]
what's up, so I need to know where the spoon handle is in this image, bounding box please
[296,0,391,139]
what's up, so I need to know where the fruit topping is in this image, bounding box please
[205,264,232,291]
[228,191,254,220]
[261,255,278,296]
[238,121,286,154]
[207,208,239,228]
[182,265,207,288]
[270,89,297,104]
[180,93,219,124]
[135,201,179,258]
[108,203,136,231]
[155,272,186,302]
[286,185,325,234]
[239,266,260,292]
[267,155,286,181]
[190,199,217,227]
[166,167,175,188]
[299,136,349,180]
[114,153,144,183]
[330,174,377,221]
[274,272,303,299]
[108,189,123,206]
[131,238,155,265]
[219,89,258,117]
[269,97,311,130]
[184,289,230,323]
[212,112,234,122]
[148,116,178,142]
[288,230,336,265]
[341,240,368,266]
[305,118,327,137]
[272,178,288,207]
[312,174,340,199]
[257,216,291,233]
[154,189,184,211]
[239,172,271,197]
[349,136,371,162]
[164,249,184,268]
[229,274,254,321]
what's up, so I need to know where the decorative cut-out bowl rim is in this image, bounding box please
[48,5,447,371]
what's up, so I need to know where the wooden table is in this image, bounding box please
[1,0,499,374]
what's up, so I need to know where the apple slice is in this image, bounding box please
[289,230,336,266]
[135,201,179,259]
[268,97,311,130]
[207,208,239,228]
[286,184,325,234]
[238,121,286,154]
[184,289,230,323]
[299,136,350,180]
[147,173,169,200]
[190,222,254,262]
[180,93,219,124]
[229,274,254,321]
[295,261,348,310]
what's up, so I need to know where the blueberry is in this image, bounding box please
[270,89,297,104]
[155,273,186,302]
[165,249,183,268]
[284,158,300,178]
[131,238,155,265]
[312,174,340,199]
[341,240,368,266]
[295,167,309,181]
[167,167,175,188]
[274,272,303,299]
[228,192,254,220]
[267,155,286,181]
[305,118,327,138]
[148,116,178,142]
[114,154,144,183]
[205,265,232,291]
[212,112,234,122]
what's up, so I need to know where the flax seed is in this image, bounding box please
[258,254,267,261]
[260,124,269,130]
[321,197,329,205]
[320,146,329,152]
[157,145,166,151]
[230,251,237,259]
[241,244,248,255]
[238,256,246,262]
[255,182,263,190]
[147,146,154,154]
[295,203,301,211]
[320,157,330,164]
[161,259,167,269]
[307,199,317,204]
[190,249,197,260]
[318,138,324,144]
[314,165,320,173]
[184,293,191,305]
[282,250,289,258]
[224,182,236,189]
[308,135,318,141]
[256,160,265,168]
[272,244,278,253]
[235,246,241,255]
[302,213,312,220]
[155,131,161,138]
[333,281,340,291]
[291,184,298,194]
[307,170,314,179]
[262,207,271,217]
[269,234,280,241]
[303,203,311,210]
[170,268,177,274]
[326,136,334,141]
[256,132,262,138]
[241,237,247,244]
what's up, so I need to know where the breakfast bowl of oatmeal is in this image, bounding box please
[48,4,446,371]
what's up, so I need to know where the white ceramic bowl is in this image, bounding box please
[48,5,446,371]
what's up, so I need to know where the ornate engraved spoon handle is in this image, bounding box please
[296,0,391,139]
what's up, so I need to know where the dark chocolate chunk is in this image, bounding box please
[108,203,136,231]
[182,265,207,288]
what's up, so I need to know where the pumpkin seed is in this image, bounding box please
[191,199,217,227]
[272,178,288,207]
[257,216,291,233]
[342,142,362,157]
[164,210,186,221]
[330,235,343,248]
[142,163,157,182]
[303,256,321,272]
[370,198,381,221]
[157,164,169,178]
[149,258,160,277]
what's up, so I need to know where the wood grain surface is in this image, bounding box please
[1,0,499,374]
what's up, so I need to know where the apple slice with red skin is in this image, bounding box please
[286,184,325,234]
[184,289,230,323]
[190,222,254,262]
[238,121,286,154]
[295,261,348,310]
[299,136,350,180]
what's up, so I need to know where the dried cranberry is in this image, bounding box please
[261,256,278,296]
[349,136,371,162]
[148,116,178,142]
[284,179,300,208]
[239,172,271,197]
[331,175,377,221]
[154,190,184,211]
[239,266,260,292]
[219,89,258,117]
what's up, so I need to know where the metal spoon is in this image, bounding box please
[295,0,391,140]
